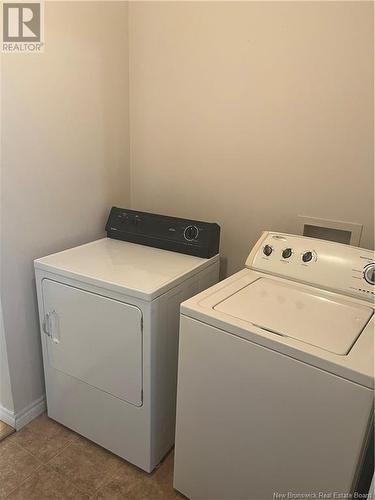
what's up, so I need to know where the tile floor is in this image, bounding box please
[0,414,184,499]
[0,421,15,442]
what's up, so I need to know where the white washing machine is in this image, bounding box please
[34,207,220,472]
[174,231,374,499]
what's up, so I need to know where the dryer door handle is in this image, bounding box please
[42,311,60,343]
[42,312,52,337]
[49,310,61,344]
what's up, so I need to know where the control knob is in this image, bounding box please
[263,245,273,257]
[184,225,199,241]
[302,251,313,263]
[363,264,375,285]
[282,248,292,259]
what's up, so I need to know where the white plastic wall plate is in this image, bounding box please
[297,216,363,246]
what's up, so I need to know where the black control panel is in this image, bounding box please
[105,207,220,258]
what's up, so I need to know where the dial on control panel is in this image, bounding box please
[184,225,199,241]
[302,251,313,263]
[363,264,375,285]
[263,245,273,257]
[282,248,292,259]
[263,245,316,262]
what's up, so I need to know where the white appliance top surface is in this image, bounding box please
[214,278,373,355]
[181,269,374,388]
[34,238,217,300]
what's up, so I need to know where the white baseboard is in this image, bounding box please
[1,396,46,431]
[0,404,15,428]
[0,396,46,431]
[14,395,46,431]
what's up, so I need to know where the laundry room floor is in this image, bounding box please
[0,421,15,442]
[0,414,184,499]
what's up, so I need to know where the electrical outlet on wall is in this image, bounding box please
[297,216,363,246]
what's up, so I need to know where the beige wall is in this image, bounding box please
[1,0,374,415]
[129,1,374,276]
[1,1,130,413]
[0,304,13,412]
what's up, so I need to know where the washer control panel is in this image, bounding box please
[247,231,375,301]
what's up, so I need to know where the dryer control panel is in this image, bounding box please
[246,231,374,302]
[106,207,220,258]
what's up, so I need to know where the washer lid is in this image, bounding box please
[214,278,373,355]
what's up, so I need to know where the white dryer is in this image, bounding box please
[35,207,220,472]
[174,232,374,499]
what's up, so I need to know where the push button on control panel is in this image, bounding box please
[282,248,293,259]
[117,212,128,223]
[263,245,273,257]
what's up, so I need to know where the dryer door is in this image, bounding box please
[42,279,143,406]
